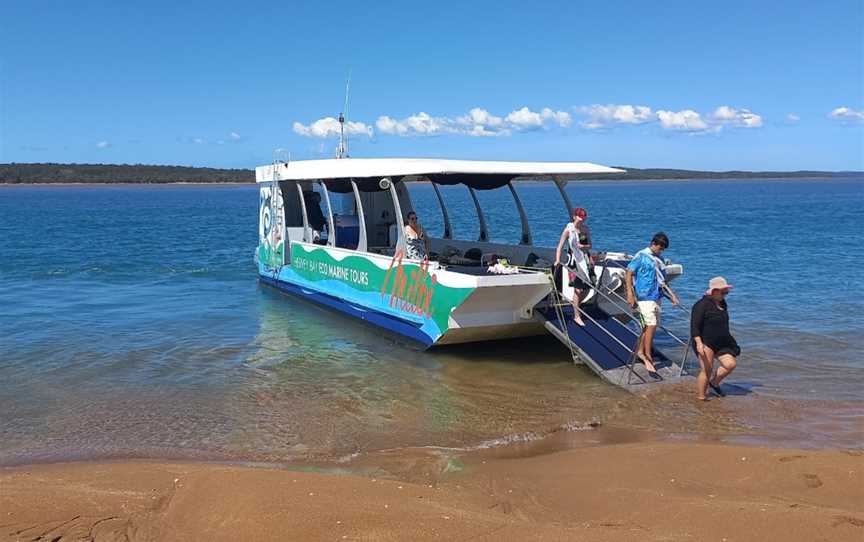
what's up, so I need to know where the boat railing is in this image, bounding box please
[541,267,648,384]
[545,269,645,384]
[534,260,693,383]
[594,259,693,378]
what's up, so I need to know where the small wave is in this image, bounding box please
[348,419,603,462]
[463,419,601,452]
[335,451,362,463]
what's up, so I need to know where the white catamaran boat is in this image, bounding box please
[255,156,689,389]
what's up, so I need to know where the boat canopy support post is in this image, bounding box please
[552,175,574,219]
[468,187,489,242]
[350,180,368,252]
[319,181,336,247]
[296,184,312,243]
[384,177,406,254]
[507,181,532,245]
[431,181,452,239]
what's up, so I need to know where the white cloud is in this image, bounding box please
[656,109,710,132]
[374,106,570,137]
[829,106,864,123]
[293,117,373,138]
[455,108,510,136]
[709,106,763,128]
[96,140,112,149]
[457,107,505,129]
[505,107,544,130]
[575,103,763,133]
[502,106,570,130]
[229,131,242,140]
[193,137,206,144]
[786,113,800,123]
[578,104,653,129]
[403,112,446,135]
[541,108,573,127]
[375,115,405,135]
[295,103,767,139]
[376,112,448,135]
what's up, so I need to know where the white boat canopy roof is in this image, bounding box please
[256,158,625,191]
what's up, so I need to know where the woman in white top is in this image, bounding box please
[404,211,430,260]
[554,207,592,326]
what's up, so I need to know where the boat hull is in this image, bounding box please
[258,242,552,348]
[259,273,437,347]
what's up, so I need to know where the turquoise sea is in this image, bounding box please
[1,179,862,467]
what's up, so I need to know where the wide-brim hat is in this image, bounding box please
[705,276,734,295]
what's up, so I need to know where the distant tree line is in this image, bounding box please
[0,163,255,184]
[0,163,859,184]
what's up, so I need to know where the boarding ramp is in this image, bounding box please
[539,265,691,392]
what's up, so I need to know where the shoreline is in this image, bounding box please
[1,176,862,187]
[0,181,255,187]
[2,439,861,541]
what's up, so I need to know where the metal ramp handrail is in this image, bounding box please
[576,266,668,385]
[594,258,693,378]
[544,267,648,385]
[521,261,693,386]
[544,269,581,366]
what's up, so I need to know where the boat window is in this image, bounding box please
[435,185,481,242]
[277,181,304,228]
[306,185,330,245]
[519,180,573,247]
[473,187,524,244]
[332,191,361,250]
[404,182,445,238]
[330,192,357,216]
[358,188,397,251]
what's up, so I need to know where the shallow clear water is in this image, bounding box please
[0,179,862,466]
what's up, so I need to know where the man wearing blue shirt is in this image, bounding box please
[626,232,680,375]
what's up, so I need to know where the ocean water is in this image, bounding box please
[1,179,862,468]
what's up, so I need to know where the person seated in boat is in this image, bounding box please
[691,276,740,401]
[625,232,680,377]
[404,211,430,260]
[303,192,327,241]
[554,207,592,327]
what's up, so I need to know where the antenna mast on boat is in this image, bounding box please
[336,72,351,159]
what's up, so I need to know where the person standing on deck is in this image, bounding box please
[304,191,327,240]
[555,207,592,326]
[691,277,740,400]
[574,208,594,282]
[625,232,680,375]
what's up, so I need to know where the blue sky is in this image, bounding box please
[1,0,862,170]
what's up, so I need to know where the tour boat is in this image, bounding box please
[254,157,688,388]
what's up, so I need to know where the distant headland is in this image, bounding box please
[0,163,860,184]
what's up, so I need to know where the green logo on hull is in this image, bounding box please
[290,244,473,334]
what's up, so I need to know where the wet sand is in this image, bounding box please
[2,441,862,541]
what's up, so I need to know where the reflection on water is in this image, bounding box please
[0,181,862,468]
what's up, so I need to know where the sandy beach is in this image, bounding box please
[2,441,862,542]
